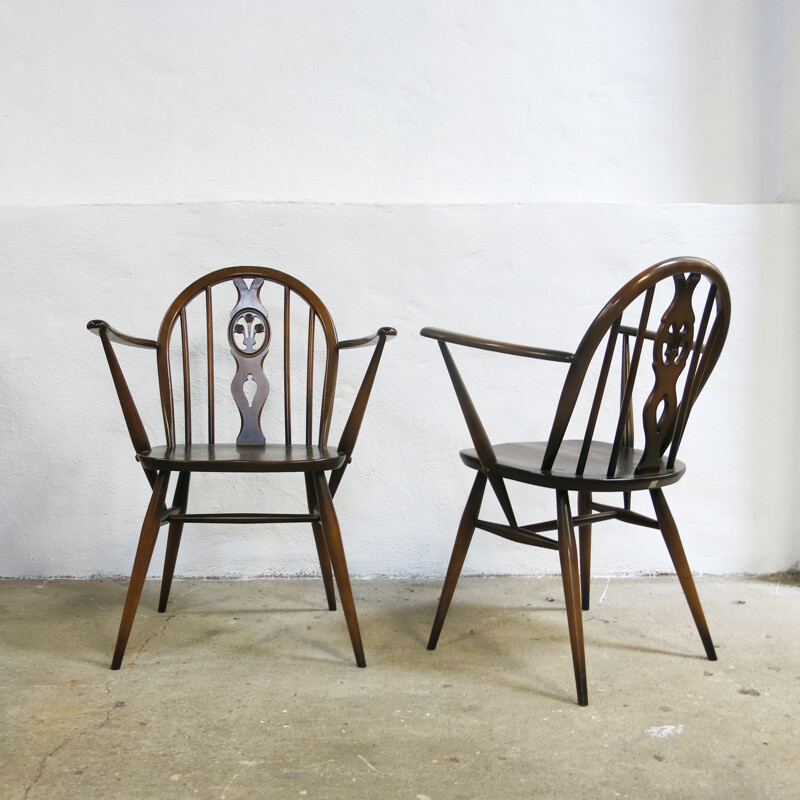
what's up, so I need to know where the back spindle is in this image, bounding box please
[206,287,215,444]
[607,286,654,477]
[284,287,292,445]
[306,306,315,446]
[180,307,192,445]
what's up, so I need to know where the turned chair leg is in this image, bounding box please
[650,488,717,660]
[159,472,191,613]
[428,472,487,650]
[305,472,337,611]
[112,471,171,670]
[557,490,589,706]
[312,471,366,667]
[578,490,592,611]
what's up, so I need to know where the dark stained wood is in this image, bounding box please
[140,443,346,472]
[607,286,654,477]
[578,490,592,611]
[421,327,575,362]
[206,288,215,444]
[305,472,336,610]
[171,513,318,524]
[89,266,394,670]
[88,322,154,462]
[423,257,730,705]
[87,320,158,349]
[651,488,717,660]
[427,472,487,651]
[313,470,366,667]
[667,285,718,469]
[438,341,496,471]
[228,278,271,445]
[306,307,315,446]
[284,287,292,445]
[159,472,190,613]
[111,470,171,669]
[329,327,397,497]
[557,490,588,706]
[459,440,685,492]
[577,319,621,475]
[638,274,699,472]
[180,308,192,445]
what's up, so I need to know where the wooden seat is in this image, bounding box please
[460,441,685,492]
[423,257,730,706]
[140,444,346,472]
[89,266,395,670]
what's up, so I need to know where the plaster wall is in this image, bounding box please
[1,201,799,578]
[1,0,798,205]
[1,1,798,577]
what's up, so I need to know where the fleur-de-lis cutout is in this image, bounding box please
[228,278,271,445]
[638,273,699,472]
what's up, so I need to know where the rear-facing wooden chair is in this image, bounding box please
[89,267,395,670]
[422,257,730,705]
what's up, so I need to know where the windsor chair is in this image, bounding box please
[89,267,396,670]
[422,257,730,705]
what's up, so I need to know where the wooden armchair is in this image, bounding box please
[422,257,730,705]
[89,267,396,669]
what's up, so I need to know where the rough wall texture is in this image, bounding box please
[1,202,798,577]
[1,1,798,576]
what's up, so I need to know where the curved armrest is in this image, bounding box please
[87,319,158,349]
[337,327,398,350]
[420,327,574,363]
[328,326,397,497]
[88,318,157,467]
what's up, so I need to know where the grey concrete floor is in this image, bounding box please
[1,575,799,799]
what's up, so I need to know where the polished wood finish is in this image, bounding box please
[89,266,395,669]
[427,472,487,651]
[423,257,730,705]
[111,470,170,669]
[139,444,346,472]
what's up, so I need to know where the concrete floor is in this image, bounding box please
[1,575,798,799]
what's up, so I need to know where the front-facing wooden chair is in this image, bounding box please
[423,257,730,705]
[89,267,395,669]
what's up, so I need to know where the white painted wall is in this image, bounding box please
[1,1,798,577]
[2,0,798,205]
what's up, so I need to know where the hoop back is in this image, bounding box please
[156,267,339,449]
[542,258,731,476]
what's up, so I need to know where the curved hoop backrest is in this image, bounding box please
[542,257,731,475]
[156,267,339,449]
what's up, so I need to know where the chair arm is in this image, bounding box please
[87,320,158,349]
[337,327,398,350]
[88,318,156,466]
[420,327,574,363]
[328,326,397,497]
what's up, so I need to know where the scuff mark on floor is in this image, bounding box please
[645,724,683,738]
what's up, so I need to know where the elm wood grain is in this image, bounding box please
[158,472,190,613]
[423,257,730,705]
[139,444,346,472]
[89,266,395,669]
[111,470,170,670]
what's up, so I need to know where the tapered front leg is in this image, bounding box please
[305,472,336,611]
[112,471,171,669]
[312,471,365,667]
[428,472,487,650]
[578,491,592,611]
[557,490,588,706]
[159,472,190,613]
[650,488,716,660]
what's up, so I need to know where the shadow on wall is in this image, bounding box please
[750,209,800,571]
[687,0,794,202]
[749,0,800,570]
